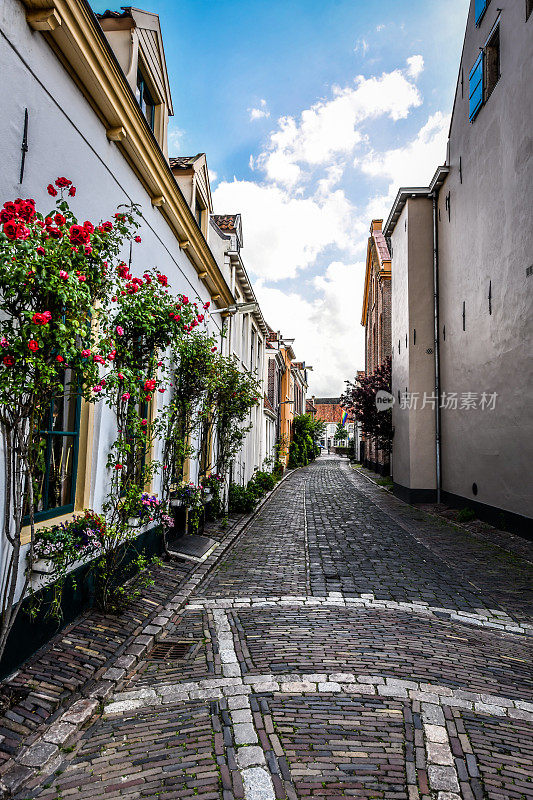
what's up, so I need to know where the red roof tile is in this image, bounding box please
[212,215,238,232]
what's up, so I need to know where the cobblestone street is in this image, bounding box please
[12,457,533,800]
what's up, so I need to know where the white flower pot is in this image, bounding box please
[128,516,142,528]
[31,558,55,575]
[203,489,213,502]
[170,498,184,508]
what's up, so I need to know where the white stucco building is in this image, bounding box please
[386,0,533,533]
[0,0,270,617]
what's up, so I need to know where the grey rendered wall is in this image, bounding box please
[437,0,533,518]
[391,205,411,488]
[406,199,436,491]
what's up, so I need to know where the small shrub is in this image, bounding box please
[288,441,300,469]
[253,471,276,493]
[228,483,257,514]
[457,507,476,522]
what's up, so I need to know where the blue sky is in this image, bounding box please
[93,0,470,394]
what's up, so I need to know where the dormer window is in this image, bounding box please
[195,198,205,230]
[136,69,155,131]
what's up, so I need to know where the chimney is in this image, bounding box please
[370,219,383,233]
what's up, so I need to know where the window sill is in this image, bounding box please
[21,511,78,546]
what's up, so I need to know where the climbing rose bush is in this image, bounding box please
[0,178,139,405]
[0,178,140,661]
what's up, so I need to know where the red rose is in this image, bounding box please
[134,236,141,243]
[16,200,36,222]
[182,295,189,304]
[47,226,63,239]
[0,202,17,222]
[47,184,58,197]
[3,220,20,240]
[28,340,39,352]
[55,177,72,188]
[68,224,90,245]
[36,246,45,255]
[68,186,76,197]
[156,273,168,286]
[144,379,156,392]
[32,313,45,325]
[54,213,66,226]
[100,221,113,232]
[83,221,94,234]
[3,355,14,367]
[56,355,64,362]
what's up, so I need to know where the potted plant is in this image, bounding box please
[122,487,161,528]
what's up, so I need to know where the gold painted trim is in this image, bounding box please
[107,126,127,141]
[22,0,233,308]
[26,7,61,30]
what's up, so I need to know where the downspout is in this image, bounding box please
[431,193,442,503]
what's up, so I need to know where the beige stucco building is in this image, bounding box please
[385,0,533,533]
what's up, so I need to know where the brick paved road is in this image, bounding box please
[18,457,533,800]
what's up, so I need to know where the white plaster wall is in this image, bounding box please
[437,0,533,517]
[0,0,225,601]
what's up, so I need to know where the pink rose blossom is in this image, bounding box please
[59,270,68,280]
[116,325,124,336]
[121,392,131,401]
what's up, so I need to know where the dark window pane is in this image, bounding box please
[47,436,75,511]
[51,370,79,432]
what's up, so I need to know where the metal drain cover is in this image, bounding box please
[148,640,197,660]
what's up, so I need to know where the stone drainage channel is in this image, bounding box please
[104,596,533,800]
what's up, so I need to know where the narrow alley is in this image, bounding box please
[13,457,533,800]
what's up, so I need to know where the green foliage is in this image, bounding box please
[228,468,278,514]
[93,550,161,614]
[457,507,476,522]
[27,510,107,621]
[212,357,261,481]
[289,414,325,467]
[252,470,277,493]
[228,483,257,514]
[288,441,300,469]
[334,423,348,441]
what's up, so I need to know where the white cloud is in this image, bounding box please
[249,99,270,121]
[354,37,369,56]
[361,111,450,218]
[256,64,423,187]
[168,126,184,153]
[406,54,424,79]
[213,179,362,281]
[211,57,450,394]
[255,260,366,395]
